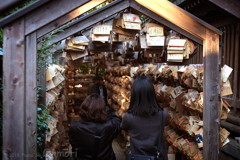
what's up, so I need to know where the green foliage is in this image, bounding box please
[37,32,61,81]
[140,15,148,22]
[37,30,62,159]
[36,97,51,159]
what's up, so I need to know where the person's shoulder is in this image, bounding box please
[157,109,168,116]
[122,112,134,121]
[69,121,79,131]
[123,112,131,118]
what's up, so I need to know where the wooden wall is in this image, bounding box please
[188,22,240,117]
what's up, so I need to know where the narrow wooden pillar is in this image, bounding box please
[25,32,37,159]
[233,22,239,116]
[3,18,25,160]
[203,29,220,160]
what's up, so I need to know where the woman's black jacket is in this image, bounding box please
[69,107,121,160]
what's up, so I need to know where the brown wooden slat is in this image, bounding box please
[226,26,231,98]
[233,22,240,115]
[25,32,37,159]
[200,45,203,64]
[227,26,231,66]
[194,47,197,63]
[229,24,235,99]
[36,0,106,38]
[219,28,224,66]
[198,44,201,64]
[223,26,227,67]
[25,0,90,35]
[203,29,220,160]
[3,17,25,160]
[48,0,129,45]
[193,49,196,64]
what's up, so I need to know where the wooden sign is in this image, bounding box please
[124,22,141,30]
[167,53,183,62]
[146,34,165,46]
[220,80,233,96]
[92,24,112,35]
[149,27,164,36]
[71,36,89,45]
[91,34,109,42]
[112,18,139,36]
[167,46,184,50]
[52,72,65,87]
[119,34,135,41]
[168,39,186,46]
[70,49,88,60]
[123,13,141,23]
[221,64,233,82]
[46,91,56,106]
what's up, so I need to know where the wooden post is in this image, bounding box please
[25,32,37,159]
[203,29,220,160]
[233,22,239,115]
[3,18,25,160]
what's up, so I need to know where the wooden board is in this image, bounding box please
[3,17,25,160]
[36,0,105,38]
[203,29,220,160]
[233,23,239,115]
[25,0,89,35]
[25,32,37,159]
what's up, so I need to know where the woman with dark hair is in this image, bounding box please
[69,94,121,160]
[121,76,168,160]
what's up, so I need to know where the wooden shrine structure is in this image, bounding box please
[0,0,222,159]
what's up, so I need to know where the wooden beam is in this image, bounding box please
[220,121,240,135]
[24,0,90,35]
[135,0,222,40]
[48,0,129,45]
[226,114,240,126]
[203,29,220,160]
[233,22,240,115]
[130,0,203,45]
[36,0,106,38]
[208,0,240,19]
[25,32,37,159]
[3,18,25,160]
[0,0,50,28]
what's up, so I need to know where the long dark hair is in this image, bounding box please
[128,76,161,116]
[78,94,107,122]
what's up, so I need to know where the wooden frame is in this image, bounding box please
[1,0,222,159]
